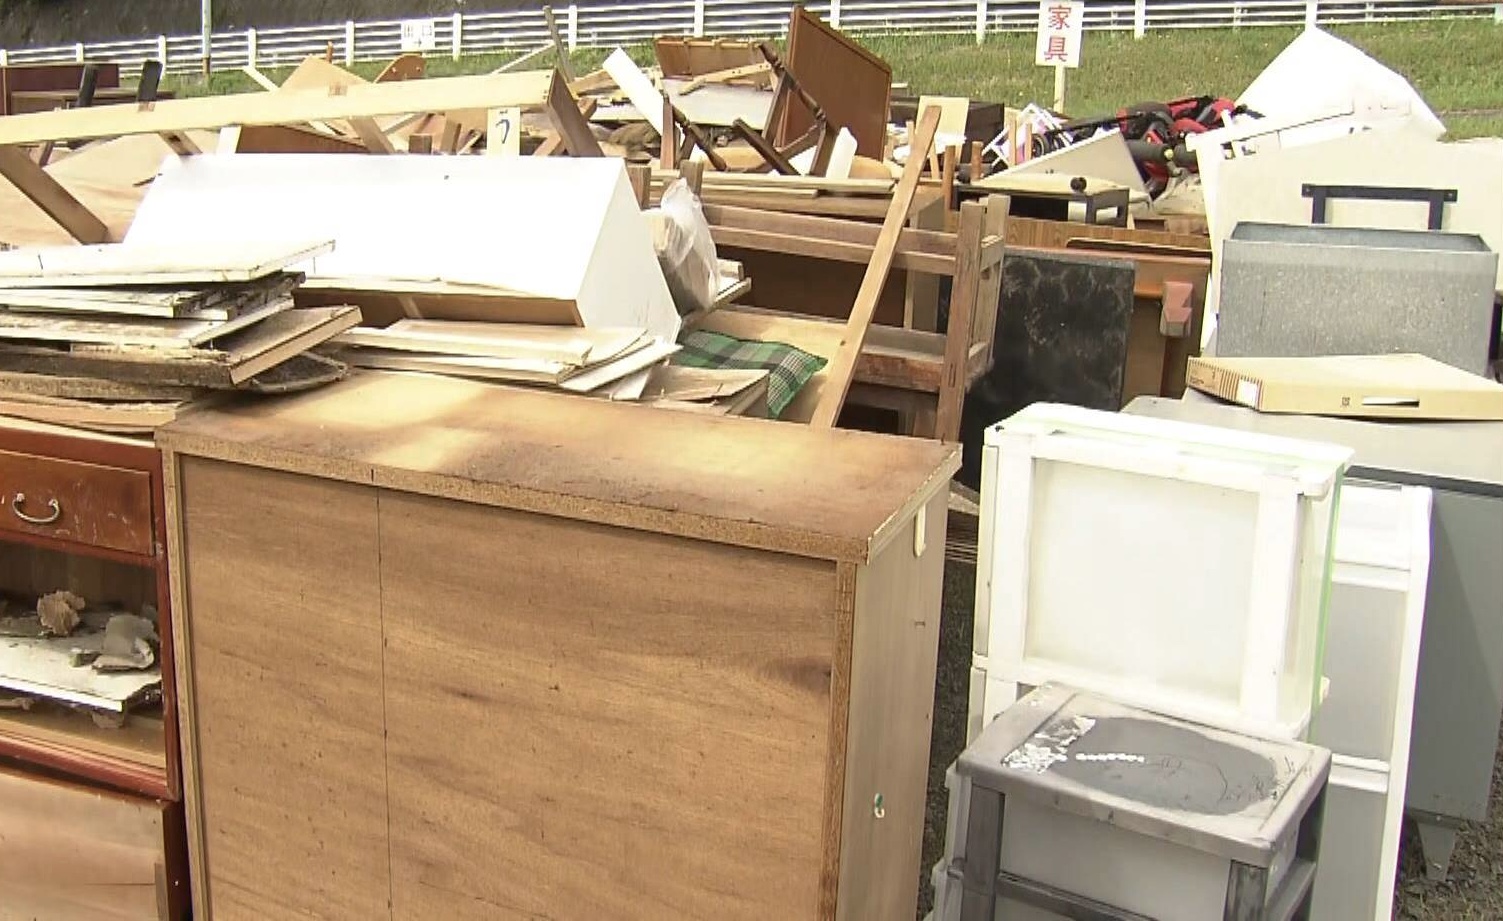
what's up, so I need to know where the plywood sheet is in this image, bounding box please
[178,457,390,919]
[380,493,836,920]
[156,370,959,564]
[836,490,946,920]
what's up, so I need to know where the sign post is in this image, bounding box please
[399,18,440,53]
[1035,1,1084,113]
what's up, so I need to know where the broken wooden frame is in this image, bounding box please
[691,194,1007,441]
[0,68,600,245]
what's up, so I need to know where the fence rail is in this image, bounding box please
[0,0,1495,78]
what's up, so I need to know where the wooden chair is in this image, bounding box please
[690,196,1008,441]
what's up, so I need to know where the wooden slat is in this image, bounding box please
[542,69,603,157]
[348,117,396,154]
[934,200,985,442]
[710,225,953,275]
[0,144,110,244]
[704,201,975,256]
[810,105,941,428]
[0,71,555,147]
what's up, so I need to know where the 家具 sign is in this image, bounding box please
[1034,1,1085,69]
[399,18,440,52]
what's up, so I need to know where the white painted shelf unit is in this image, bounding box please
[970,403,1352,741]
[1308,480,1432,921]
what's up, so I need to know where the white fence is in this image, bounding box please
[0,0,1496,78]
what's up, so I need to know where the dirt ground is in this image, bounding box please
[920,558,1503,920]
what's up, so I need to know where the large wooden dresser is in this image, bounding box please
[160,371,958,920]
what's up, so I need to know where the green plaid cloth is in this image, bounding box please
[672,330,827,420]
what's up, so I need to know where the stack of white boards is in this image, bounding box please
[330,320,679,401]
[331,319,770,414]
[0,239,360,433]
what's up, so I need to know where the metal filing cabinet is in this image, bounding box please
[1126,394,1503,881]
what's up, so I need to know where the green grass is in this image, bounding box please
[165,20,1503,138]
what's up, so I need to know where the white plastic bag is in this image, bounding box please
[646,178,718,316]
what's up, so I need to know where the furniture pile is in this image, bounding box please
[0,11,1499,921]
[0,239,357,432]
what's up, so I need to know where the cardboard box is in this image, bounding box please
[1188,353,1503,421]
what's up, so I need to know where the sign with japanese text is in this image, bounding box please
[1034,1,1085,69]
[399,18,439,52]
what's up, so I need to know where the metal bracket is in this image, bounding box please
[1301,183,1458,231]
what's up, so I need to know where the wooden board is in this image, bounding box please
[0,305,361,388]
[334,319,643,365]
[0,240,331,289]
[156,370,959,564]
[0,370,197,401]
[0,765,180,921]
[779,5,892,159]
[810,105,940,428]
[0,71,555,147]
[0,297,290,349]
[0,271,304,320]
[380,493,836,919]
[835,488,946,920]
[654,36,763,77]
[1187,353,1503,420]
[1004,215,1211,253]
[0,396,186,433]
[176,457,389,919]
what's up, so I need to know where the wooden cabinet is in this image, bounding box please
[0,763,185,920]
[0,418,188,920]
[162,371,958,921]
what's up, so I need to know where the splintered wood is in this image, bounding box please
[0,240,361,433]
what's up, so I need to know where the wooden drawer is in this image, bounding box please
[0,449,153,555]
[0,765,187,920]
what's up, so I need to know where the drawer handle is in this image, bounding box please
[12,493,61,526]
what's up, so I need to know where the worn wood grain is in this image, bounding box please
[0,370,197,402]
[0,305,361,388]
[156,371,958,564]
[0,144,110,245]
[811,105,941,428]
[0,765,179,921]
[836,490,946,920]
[779,5,892,158]
[0,448,152,555]
[380,493,837,919]
[175,456,389,920]
[1004,215,1211,253]
[0,71,555,147]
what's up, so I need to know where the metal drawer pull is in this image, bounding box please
[12,493,61,525]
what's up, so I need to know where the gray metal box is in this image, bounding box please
[1218,222,1498,376]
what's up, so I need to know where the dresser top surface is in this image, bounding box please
[157,370,959,563]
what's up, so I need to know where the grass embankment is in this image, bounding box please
[167,19,1503,138]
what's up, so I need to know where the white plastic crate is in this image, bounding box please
[973,403,1352,739]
